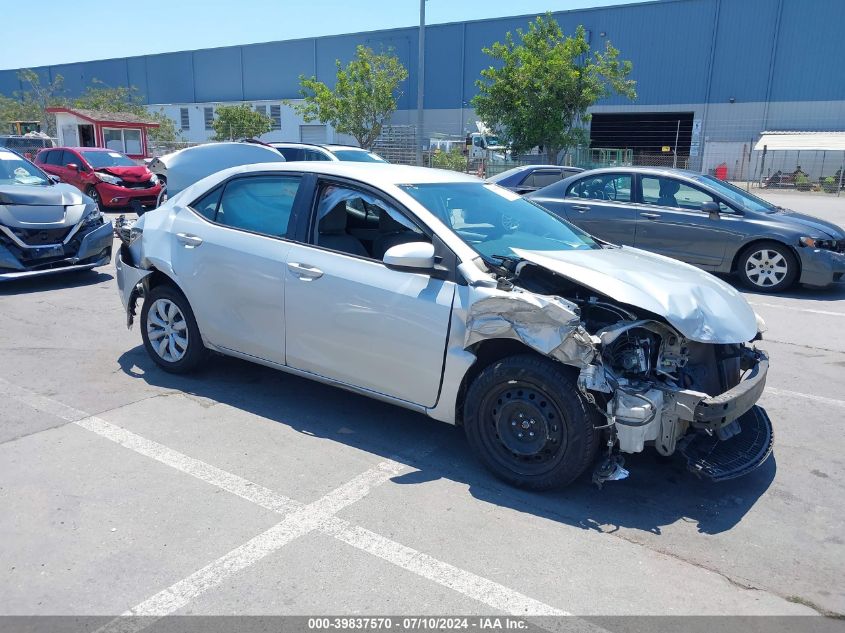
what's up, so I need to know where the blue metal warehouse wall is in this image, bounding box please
[1,0,843,110]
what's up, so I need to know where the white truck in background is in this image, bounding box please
[429,122,510,164]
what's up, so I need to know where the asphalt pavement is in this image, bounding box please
[0,190,843,623]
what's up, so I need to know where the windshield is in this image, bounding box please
[693,175,776,213]
[332,149,387,163]
[81,150,136,169]
[400,182,598,260]
[0,150,51,186]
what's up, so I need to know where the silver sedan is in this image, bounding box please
[116,163,772,490]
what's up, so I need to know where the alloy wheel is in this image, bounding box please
[146,298,189,362]
[745,249,789,288]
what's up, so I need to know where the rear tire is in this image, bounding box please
[140,284,206,374]
[737,241,798,292]
[463,354,598,490]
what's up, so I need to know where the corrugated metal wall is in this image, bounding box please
[1,0,843,110]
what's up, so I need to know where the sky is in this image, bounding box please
[0,0,649,70]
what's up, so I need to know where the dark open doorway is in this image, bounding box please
[78,124,95,147]
[590,112,694,166]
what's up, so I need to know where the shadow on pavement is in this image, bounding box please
[715,273,845,302]
[117,347,775,537]
[0,270,112,296]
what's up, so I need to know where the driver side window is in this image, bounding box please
[312,184,427,261]
[641,176,731,213]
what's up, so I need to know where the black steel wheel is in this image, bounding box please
[463,354,598,490]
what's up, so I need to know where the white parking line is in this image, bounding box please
[748,301,845,317]
[765,386,845,409]
[0,378,575,629]
[321,517,568,616]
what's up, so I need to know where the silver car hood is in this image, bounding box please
[512,246,758,344]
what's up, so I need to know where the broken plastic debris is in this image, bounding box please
[592,455,629,488]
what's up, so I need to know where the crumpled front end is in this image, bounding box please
[0,206,113,281]
[462,258,772,484]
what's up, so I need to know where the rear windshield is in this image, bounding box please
[332,150,387,163]
[81,151,136,169]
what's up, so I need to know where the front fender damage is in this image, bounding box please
[465,288,595,368]
[462,276,772,486]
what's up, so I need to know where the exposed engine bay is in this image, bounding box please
[473,255,773,485]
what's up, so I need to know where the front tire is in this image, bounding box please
[738,241,798,292]
[140,284,205,373]
[86,186,103,210]
[463,355,598,490]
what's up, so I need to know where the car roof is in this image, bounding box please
[236,162,478,183]
[574,166,703,179]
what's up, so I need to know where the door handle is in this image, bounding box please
[176,233,203,248]
[640,212,661,220]
[287,262,323,280]
[572,204,591,212]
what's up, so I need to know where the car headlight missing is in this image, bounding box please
[95,171,121,185]
[799,236,842,251]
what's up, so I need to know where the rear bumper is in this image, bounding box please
[693,350,769,430]
[96,182,162,208]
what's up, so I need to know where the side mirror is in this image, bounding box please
[66,163,79,171]
[48,174,61,184]
[702,201,720,218]
[383,241,435,272]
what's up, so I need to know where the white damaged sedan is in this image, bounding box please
[115,163,772,490]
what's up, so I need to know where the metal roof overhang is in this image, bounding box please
[754,132,845,151]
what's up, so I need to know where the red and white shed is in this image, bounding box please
[46,107,160,159]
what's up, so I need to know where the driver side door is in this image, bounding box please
[634,175,733,268]
[284,180,455,407]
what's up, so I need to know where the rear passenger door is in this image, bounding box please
[169,173,307,364]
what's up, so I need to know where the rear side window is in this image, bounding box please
[567,174,632,203]
[304,149,331,161]
[525,170,562,188]
[277,147,304,161]
[215,175,301,238]
[191,186,223,220]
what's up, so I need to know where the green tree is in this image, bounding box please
[210,104,272,141]
[294,45,408,149]
[472,14,636,163]
[16,69,66,136]
[431,146,468,172]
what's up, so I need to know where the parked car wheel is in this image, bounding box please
[463,354,598,490]
[140,284,205,373]
[738,241,798,292]
[85,186,102,210]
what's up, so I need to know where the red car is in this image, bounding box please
[35,147,162,209]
